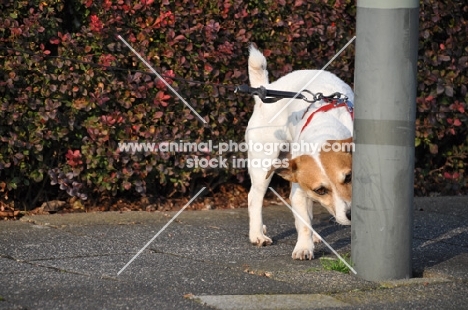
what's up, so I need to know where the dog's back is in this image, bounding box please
[246,46,353,140]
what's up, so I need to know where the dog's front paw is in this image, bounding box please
[250,231,272,246]
[249,225,272,246]
[292,240,314,260]
[250,234,273,246]
[292,248,314,260]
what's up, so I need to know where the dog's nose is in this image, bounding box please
[346,211,351,221]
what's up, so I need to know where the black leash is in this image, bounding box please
[234,85,308,103]
[234,84,348,104]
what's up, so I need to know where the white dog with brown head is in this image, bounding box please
[245,46,354,260]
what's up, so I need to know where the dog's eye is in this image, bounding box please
[344,172,352,184]
[313,187,328,196]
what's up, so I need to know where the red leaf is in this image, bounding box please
[204,63,213,73]
[123,181,132,190]
[154,111,164,118]
[174,34,185,41]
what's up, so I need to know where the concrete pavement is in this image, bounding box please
[1,196,467,309]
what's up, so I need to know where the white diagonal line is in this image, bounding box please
[268,187,357,275]
[117,35,207,124]
[268,36,356,123]
[117,187,206,275]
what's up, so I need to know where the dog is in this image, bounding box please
[245,46,354,260]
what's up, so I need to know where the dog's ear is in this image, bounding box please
[265,151,298,182]
[272,158,299,182]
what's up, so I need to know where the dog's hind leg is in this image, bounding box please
[248,166,274,246]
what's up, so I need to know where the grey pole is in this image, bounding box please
[351,0,419,281]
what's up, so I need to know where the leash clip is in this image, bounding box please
[344,99,354,113]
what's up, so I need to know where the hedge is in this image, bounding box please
[0,0,466,209]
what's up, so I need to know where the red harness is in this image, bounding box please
[300,100,354,133]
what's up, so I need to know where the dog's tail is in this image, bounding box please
[248,45,269,87]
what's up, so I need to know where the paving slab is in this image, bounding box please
[193,294,350,310]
